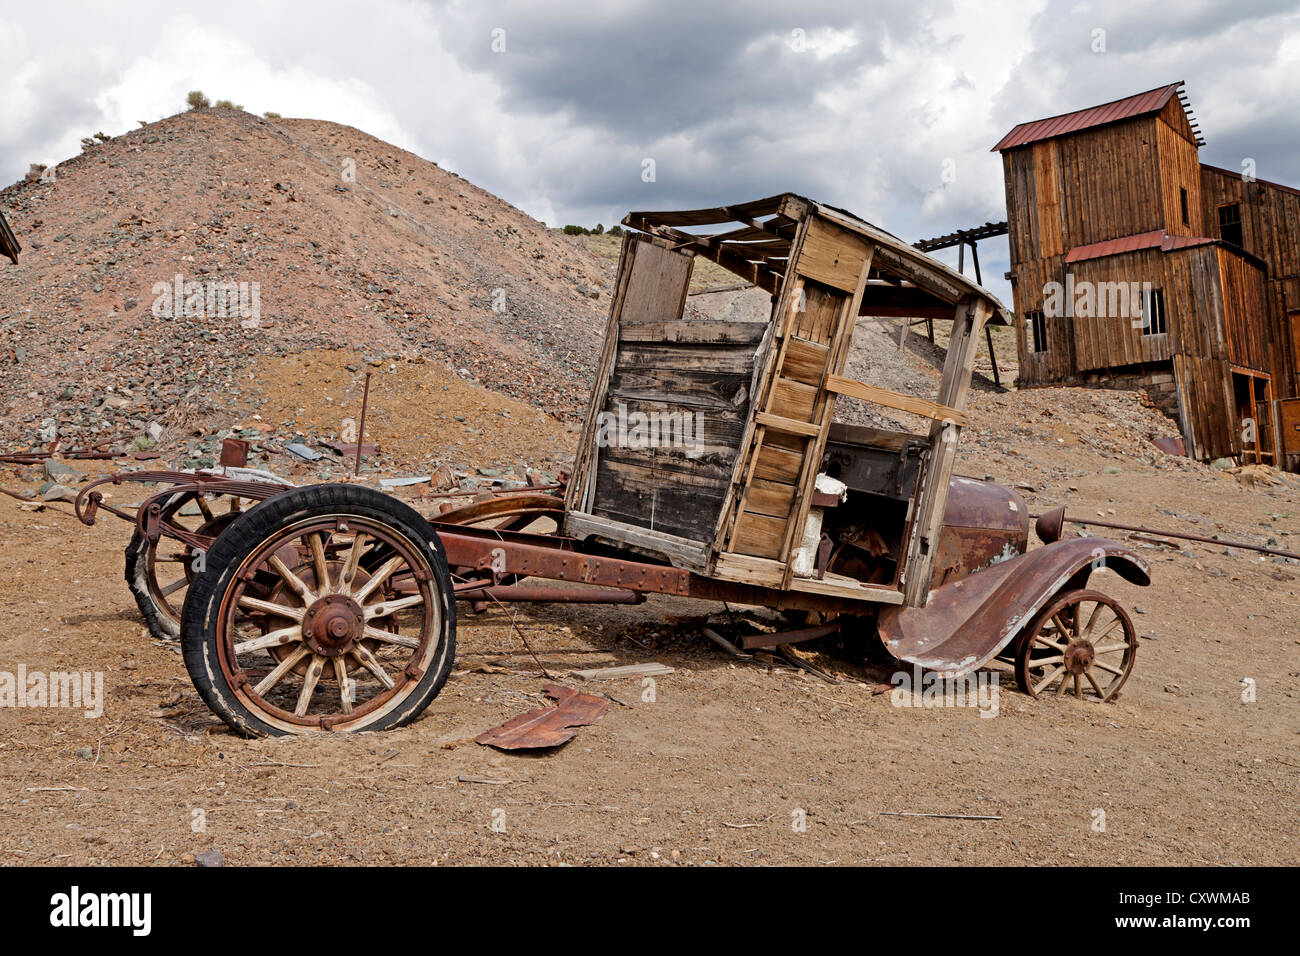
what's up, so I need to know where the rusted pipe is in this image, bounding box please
[455,584,646,604]
[1044,509,1300,562]
[354,371,372,477]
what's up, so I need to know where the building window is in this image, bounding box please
[1218,203,1243,247]
[1179,187,1189,226]
[1026,310,1047,353]
[1139,288,1167,336]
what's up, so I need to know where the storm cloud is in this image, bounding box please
[2,0,1298,303]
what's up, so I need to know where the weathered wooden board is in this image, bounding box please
[619,320,768,345]
[731,511,787,559]
[787,218,871,293]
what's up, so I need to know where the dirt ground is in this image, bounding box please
[1,350,1297,867]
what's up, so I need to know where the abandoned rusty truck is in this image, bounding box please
[78,193,1149,737]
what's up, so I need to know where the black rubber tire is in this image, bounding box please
[125,493,237,641]
[181,483,457,738]
[125,490,200,641]
[125,526,182,640]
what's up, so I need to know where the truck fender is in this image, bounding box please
[878,537,1150,678]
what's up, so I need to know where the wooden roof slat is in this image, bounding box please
[623,194,1012,323]
[626,194,790,228]
[719,238,790,255]
[624,214,783,295]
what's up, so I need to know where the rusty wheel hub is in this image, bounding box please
[302,594,364,657]
[1064,640,1095,675]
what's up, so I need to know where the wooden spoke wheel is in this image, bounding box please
[1014,588,1137,702]
[182,484,456,737]
[125,491,242,640]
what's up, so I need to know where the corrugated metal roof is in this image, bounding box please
[992,84,1183,152]
[1064,230,1216,263]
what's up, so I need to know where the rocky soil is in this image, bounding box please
[0,108,610,461]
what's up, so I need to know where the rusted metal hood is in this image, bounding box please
[943,476,1027,533]
[880,537,1150,678]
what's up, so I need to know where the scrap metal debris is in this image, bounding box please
[475,683,610,751]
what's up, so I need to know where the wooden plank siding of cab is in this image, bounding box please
[713,214,873,581]
[564,233,760,562]
[590,318,767,543]
[575,237,779,552]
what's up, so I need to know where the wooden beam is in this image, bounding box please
[754,412,822,436]
[900,297,992,606]
[823,375,968,425]
[624,214,783,295]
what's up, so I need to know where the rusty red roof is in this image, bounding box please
[1065,230,1216,263]
[992,83,1184,152]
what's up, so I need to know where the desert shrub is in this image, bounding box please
[186,90,211,109]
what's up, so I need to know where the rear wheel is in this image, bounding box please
[182,483,456,737]
[125,491,240,640]
[1014,588,1137,701]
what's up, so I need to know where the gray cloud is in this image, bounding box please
[2,0,1298,307]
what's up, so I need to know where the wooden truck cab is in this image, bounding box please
[565,194,1011,609]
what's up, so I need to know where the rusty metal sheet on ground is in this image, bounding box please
[475,683,610,751]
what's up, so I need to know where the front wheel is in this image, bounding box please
[182,483,457,737]
[1014,588,1137,701]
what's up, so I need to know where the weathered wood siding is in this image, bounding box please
[999,96,1298,464]
[1056,116,1164,247]
[1200,165,1300,397]
[1070,249,1171,371]
[1156,99,1205,237]
[1005,117,1169,385]
[591,319,767,542]
[1216,247,1271,373]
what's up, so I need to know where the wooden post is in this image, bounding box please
[901,296,992,607]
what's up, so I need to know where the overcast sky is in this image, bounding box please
[3,0,1298,303]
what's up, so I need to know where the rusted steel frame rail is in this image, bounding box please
[432,523,875,615]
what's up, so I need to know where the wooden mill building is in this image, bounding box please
[992,82,1300,467]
